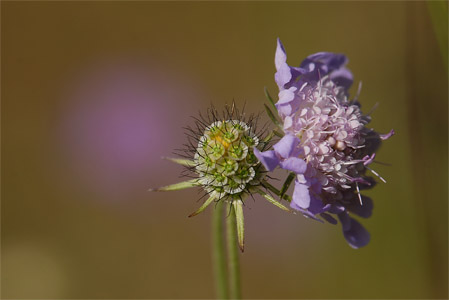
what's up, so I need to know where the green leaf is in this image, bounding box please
[279,172,296,199]
[188,193,217,217]
[264,87,277,110]
[264,104,282,128]
[149,178,199,192]
[255,188,292,212]
[233,200,245,252]
[163,157,196,167]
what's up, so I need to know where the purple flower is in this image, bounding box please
[274,38,353,118]
[257,39,394,249]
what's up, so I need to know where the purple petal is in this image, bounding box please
[274,39,292,89]
[345,219,370,248]
[329,68,353,90]
[300,52,348,72]
[328,204,345,214]
[338,212,370,248]
[347,195,373,218]
[320,213,338,225]
[274,39,307,90]
[279,157,307,174]
[307,197,330,215]
[292,180,311,209]
[338,212,351,231]
[276,104,293,117]
[273,134,300,159]
[253,148,279,171]
[299,52,353,89]
[276,87,296,105]
[290,203,323,222]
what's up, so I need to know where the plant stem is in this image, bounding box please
[212,200,228,299]
[226,205,241,299]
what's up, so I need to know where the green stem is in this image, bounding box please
[212,200,228,299]
[226,205,241,299]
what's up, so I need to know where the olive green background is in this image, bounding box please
[2,1,448,299]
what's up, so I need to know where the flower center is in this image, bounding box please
[194,120,262,197]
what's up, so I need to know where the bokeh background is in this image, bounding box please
[2,1,448,299]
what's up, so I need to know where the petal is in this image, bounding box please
[338,212,371,248]
[274,38,292,89]
[274,39,307,90]
[300,52,348,72]
[299,52,353,89]
[347,195,373,218]
[328,204,345,214]
[283,116,293,130]
[292,180,311,209]
[337,211,351,231]
[290,202,323,222]
[307,197,330,215]
[253,148,279,171]
[329,67,353,90]
[276,103,293,117]
[344,217,371,249]
[276,87,296,105]
[279,157,307,174]
[320,213,338,225]
[273,134,300,159]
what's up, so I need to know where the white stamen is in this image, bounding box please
[356,182,363,205]
[366,166,387,183]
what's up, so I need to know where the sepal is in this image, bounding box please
[149,178,199,191]
[189,193,218,217]
[256,188,292,212]
[233,200,245,252]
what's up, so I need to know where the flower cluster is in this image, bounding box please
[255,39,393,248]
[152,105,291,251]
[194,119,263,197]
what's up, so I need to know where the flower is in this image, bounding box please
[151,104,292,251]
[256,39,394,248]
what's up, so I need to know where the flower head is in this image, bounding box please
[256,39,394,248]
[152,103,292,251]
[192,118,263,198]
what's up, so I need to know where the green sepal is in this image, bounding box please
[149,178,199,192]
[188,193,217,217]
[264,87,277,110]
[255,188,292,212]
[261,130,275,144]
[163,157,196,167]
[273,130,284,137]
[264,104,282,128]
[233,200,245,252]
[279,172,296,199]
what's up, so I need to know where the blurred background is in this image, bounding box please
[1,1,447,299]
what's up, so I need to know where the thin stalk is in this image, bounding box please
[212,200,228,299]
[226,205,241,299]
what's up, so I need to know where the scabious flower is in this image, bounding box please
[152,104,291,251]
[255,39,394,248]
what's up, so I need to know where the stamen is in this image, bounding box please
[366,166,387,183]
[356,182,363,205]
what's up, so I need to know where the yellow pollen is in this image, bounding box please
[213,135,230,149]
